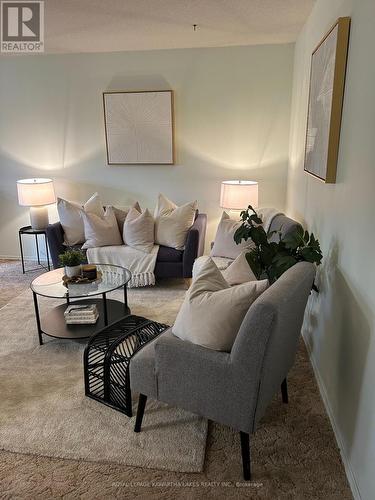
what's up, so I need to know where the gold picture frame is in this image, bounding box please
[103,90,175,165]
[304,17,351,183]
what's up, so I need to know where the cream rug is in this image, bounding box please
[0,283,208,473]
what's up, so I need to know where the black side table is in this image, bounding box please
[18,226,51,274]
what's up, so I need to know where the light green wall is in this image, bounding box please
[0,44,294,258]
[287,0,375,498]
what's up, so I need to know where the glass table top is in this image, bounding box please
[31,264,132,299]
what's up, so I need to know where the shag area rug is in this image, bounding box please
[0,284,208,473]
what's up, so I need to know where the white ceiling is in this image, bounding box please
[43,0,316,54]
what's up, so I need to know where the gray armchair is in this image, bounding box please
[130,261,316,480]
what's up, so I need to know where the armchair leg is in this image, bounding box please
[281,378,288,404]
[240,432,251,481]
[134,394,147,432]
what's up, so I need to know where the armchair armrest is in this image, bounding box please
[155,332,233,423]
[155,327,267,433]
[46,222,65,268]
[183,213,207,278]
[156,331,230,371]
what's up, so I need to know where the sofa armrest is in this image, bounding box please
[46,222,65,268]
[183,213,207,278]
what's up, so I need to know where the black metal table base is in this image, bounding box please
[84,315,169,417]
[19,226,51,274]
[32,287,129,345]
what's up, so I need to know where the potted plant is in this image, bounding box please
[59,249,85,278]
[234,205,323,287]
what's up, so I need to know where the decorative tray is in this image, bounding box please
[62,271,102,287]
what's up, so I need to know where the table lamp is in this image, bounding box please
[220,180,258,211]
[17,178,56,230]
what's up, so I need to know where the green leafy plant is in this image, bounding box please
[234,205,322,286]
[59,249,85,267]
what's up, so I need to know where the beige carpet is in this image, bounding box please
[0,284,207,473]
[0,260,353,499]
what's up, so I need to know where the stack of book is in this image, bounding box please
[64,304,99,325]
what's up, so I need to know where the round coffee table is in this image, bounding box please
[30,264,132,345]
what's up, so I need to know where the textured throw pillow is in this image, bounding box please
[57,193,104,246]
[82,206,122,249]
[107,202,141,233]
[123,207,155,253]
[154,193,197,250]
[222,251,257,285]
[210,211,254,260]
[172,258,269,351]
[193,255,233,280]
[192,256,211,280]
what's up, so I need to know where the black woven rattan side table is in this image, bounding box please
[83,315,169,417]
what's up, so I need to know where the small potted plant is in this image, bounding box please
[59,249,85,278]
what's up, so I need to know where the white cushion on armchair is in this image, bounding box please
[173,258,268,352]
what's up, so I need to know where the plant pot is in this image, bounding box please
[65,265,81,278]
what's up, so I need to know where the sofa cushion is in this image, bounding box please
[108,202,142,233]
[157,245,183,263]
[82,206,123,249]
[57,193,104,246]
[222,250,257,285]
[210,211,254,260]
[123,207,155,253]
[154,193,197,250]
[193,255,232,279]
[172,258,269,352]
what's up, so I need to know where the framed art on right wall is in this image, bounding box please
[304,17,351,183]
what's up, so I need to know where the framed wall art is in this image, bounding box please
[304,17,351,183]
[103,90,174,165]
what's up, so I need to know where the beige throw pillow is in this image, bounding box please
[123,207,154,253]
[107,202,142,233]
[57,193,104,246]
[193,255,236,281]
[154,193,197,250]
[172,258,269,352]
[222,251,257,285]
[82,206,122,249]
[210,211,254,260]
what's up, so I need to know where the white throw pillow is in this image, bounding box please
[82,206,122,249]
[193,255,233,280]
[57,193,104,246]
[123,207,155,253]
[154,193,197,250]
[210,211,254,260]
[172,258,269,351]
[222,251,257,285]
[107,202,142,233]
[192,256,211,280]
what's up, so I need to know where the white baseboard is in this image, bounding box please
[0,254,48,263]
[303,334,361,500]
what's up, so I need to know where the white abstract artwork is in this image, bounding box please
[103,90,174,164]
[304,25,338,180]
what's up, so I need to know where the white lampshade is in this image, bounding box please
[220,180,258,210]
[17,178,55,207]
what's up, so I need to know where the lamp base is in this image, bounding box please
[30,206,49,230]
